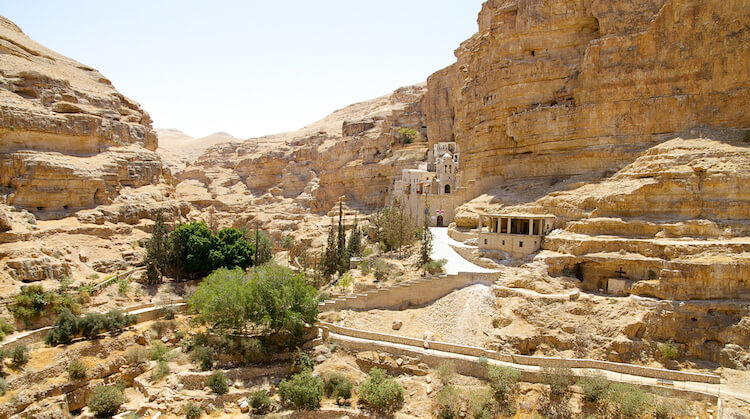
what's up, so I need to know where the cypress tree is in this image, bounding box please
[336,200,349,274]
[322,216,338,279]
[346,214,362,258]
[144,211,170,284]
[420,219,433,266]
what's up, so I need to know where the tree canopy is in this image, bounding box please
[189,264,319,345]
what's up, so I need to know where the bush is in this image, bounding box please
[659,340,679,360]
[11,344,29,365]
[215,335,266,365]
[0,348,8,372]
[372,259,390,281]
[151,360,170,383]
[184,402,203,419]
[279,369,324,410]
[151,319,176,338]
[600,383,653,418]
[87,385,125,417]
[189,345,215,371]
[150,341,172,362]
[249,389,272,413]
[68,359,88,380]
[45,308,78,345]
[0,377,6,395]
[424,259,448,275]
[437,361,455,385]
[359,367,404,413]
[578,372,610,402]
[654,404,672,419]
[436,384,464,419]
[208,370,229,394]
[541,366,575,396]
[10,285,79,324]
[467,387,499,419]
[292,350,314,373]
[487,364,520,402]
[324,373,353,404]
[125,345,149,365]
[0,317,14,341]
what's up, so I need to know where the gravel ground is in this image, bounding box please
[339,284,496,348]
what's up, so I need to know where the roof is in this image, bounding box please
[482,213,556,219]
[442,152,452,159]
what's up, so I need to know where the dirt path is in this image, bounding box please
[430,227,499,275]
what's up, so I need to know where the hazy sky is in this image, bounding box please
[1,1,484,139]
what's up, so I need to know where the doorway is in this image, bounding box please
[437,216,444,227]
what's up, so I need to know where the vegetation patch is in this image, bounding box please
[279,369,323,410]
[87,385,125,417]
[359,367,404,413]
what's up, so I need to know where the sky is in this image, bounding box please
[1,1,484,139]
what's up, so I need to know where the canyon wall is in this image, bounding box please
[0,16,164,212]
[424,0,750,184]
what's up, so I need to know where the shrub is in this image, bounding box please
[125,345,149,365]
[87,385,125,417]
[436,384,464,419]
[184,402,203,419]
[11,344,29,366]
[437,361,456,385]
[0,348,8,372]
[359,367,404,413]
[372,259,390,281]
[487,364,521,402]
[78,313,107,339]
[279,369,324,410]
[249,389,272,413]
[359,259,372,275]
[424,259,448,275]
[208,370,229,394]
[467,387,499,419]
[578,372,610,402]
[216,335,265,365]
[68,359,88,380]
[541,366,575,396]
[150,341,172,362]
[659,340,679,360]
[600,383,653,418]
[189,345,215,371]
[45,308,78,345]
[324,373,353,404]
[0,317,14,341]
[654,404,672,419]
[0,377,7,395]
[370,202,417,253]
[291,350,314,373]
[151,360,170,383]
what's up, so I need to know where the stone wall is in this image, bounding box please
[319,322,720,384]
[318,271,499,312]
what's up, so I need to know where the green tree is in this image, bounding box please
[346,214,362,258]
[246,264,319,345]
[189,268,252,333]
[215,228,254,270]
[143,211,171,285]
[322,216,338,279]
[172,221,215,276]
[336,200,350,274]
[420,219,433,267]
[371,200,416,255]
[45,308,78,345]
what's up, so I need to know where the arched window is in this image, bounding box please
[444,184,451,194]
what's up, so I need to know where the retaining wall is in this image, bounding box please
[318,322,720,384]
[0,302,187,350]
[318,271,498,312]
[447,228,478,243]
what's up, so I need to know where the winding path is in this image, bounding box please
[430,227,498,275]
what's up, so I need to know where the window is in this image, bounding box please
[484,239,488,245]
[519,241,524,248]
[502,240,505,246]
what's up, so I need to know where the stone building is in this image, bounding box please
[392,142,467,226]
[478,213,555,258]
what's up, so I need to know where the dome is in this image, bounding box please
[442,152,452,159]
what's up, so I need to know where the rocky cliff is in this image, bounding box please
[0,16,181,293]
[0,15,164,212]
[425,0,749,185]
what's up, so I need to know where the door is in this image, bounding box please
[437,215,444,227]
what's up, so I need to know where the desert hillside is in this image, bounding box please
[0,1,749,417]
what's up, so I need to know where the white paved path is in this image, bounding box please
[430,227,499,275]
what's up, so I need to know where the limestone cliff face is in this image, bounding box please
[425,0,750,184]
[0,15,163,212]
